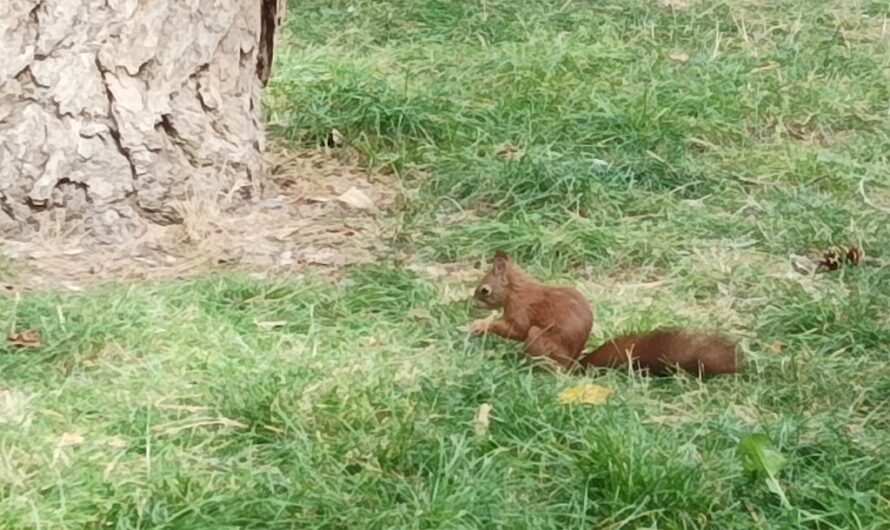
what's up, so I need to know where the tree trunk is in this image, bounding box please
[0,0,285,242]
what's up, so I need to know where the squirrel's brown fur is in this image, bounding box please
[470,250,593,369]
[580,328,740,376]
[470,251,741,375]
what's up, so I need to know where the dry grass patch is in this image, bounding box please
[1,146,401,291]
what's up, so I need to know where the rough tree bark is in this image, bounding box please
[0,0,285,242]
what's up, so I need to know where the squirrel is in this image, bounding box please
[470,250,593,369]
[469,250,741,376]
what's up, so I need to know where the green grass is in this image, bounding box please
[3,0,890,528]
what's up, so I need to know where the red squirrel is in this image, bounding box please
[469,251,741,376]
[470,250,593,369]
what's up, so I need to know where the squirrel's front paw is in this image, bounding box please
[469,318,491,337]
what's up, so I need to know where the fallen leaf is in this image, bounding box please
[59,432,85,446]
[557,383,613,406]
[326,127,344,147]
[474,403,492,436]
[6,329,41,349]
[668,49,690,62]
[495,141,526,161]
[591,158,611,171]
[256,320,288,330]
[790,254,817,275]
[737,432,791,509]
[768,341,786,354]
[336,186,376,211]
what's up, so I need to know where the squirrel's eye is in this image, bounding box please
[479,285,491,296]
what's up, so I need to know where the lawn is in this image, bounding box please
[2,0,890,528]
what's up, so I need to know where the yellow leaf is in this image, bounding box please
[474,403,492,435]
[336,186,377,211]
[327,127,344,147]
[768,341,786,354]
[557,383,613,406]
[668,49,690,63]
[59,432,84,446]
[255,320,287,330]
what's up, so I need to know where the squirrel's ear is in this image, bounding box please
[492,250,509,274]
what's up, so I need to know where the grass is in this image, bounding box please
[3,0,890,528]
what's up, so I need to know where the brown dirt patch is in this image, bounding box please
[1,147,401,291]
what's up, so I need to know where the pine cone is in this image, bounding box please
[817,245,863,271]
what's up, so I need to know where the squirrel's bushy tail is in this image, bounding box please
[580,328,740,376]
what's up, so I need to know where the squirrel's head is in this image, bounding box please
[473,250,512,309]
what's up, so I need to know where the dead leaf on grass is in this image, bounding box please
[768,341,786,354]
[790,254,818,275]
[256,320,288,330]
[474,403,492,436]
[557,383,613,406]
[326,128,345,148]
[668,49,690,62]
[495,141,526,161]
[336,186,377,211]
[6,329,41,349]
[58,432,85,446]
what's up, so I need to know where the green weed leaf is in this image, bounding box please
[738,433,788,476]
[738,433,792,509]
